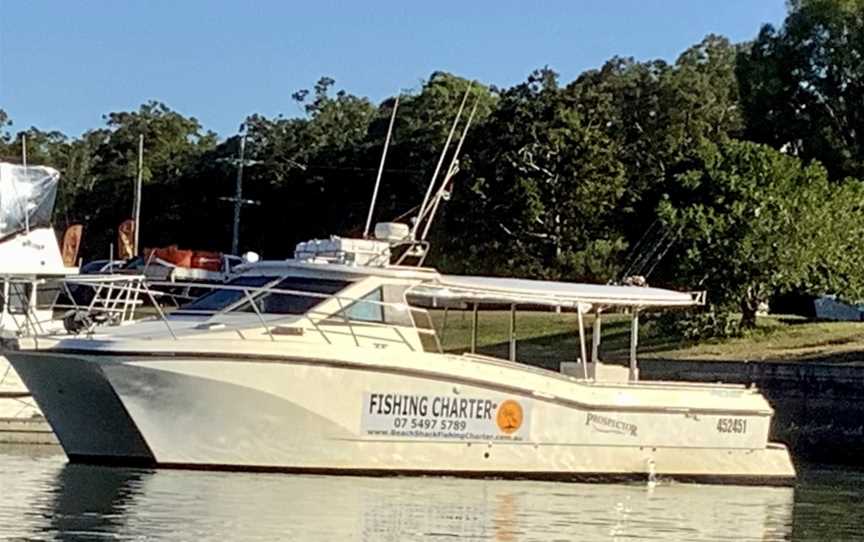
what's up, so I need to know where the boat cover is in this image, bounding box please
[0,162,59,239]
[413,275,704,309]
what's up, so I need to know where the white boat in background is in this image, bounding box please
[0,163,77,441]
[5,229,795,484]
[0,163,142,444]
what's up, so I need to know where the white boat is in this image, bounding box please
[0,163,142,443]
[0,162,78,439]
[4,230,796,485]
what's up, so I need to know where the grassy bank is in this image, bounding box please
[429,310,864,367]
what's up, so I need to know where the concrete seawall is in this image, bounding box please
[641,359,864,465]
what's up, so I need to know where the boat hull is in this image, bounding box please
[7,349,796,486]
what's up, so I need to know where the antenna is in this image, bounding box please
[21,134,29,233]
[411,83,472,239]
[363,96,399,237]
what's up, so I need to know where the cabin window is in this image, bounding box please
[6,283,32,314]
[410,308,442,353]
[178,276,349,315]
[238,277,349,315]
[332,288,384,323]
[179,276,273,312]
[36,280,62,308]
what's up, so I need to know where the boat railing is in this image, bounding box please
[77,279,442,353]
[2,274,147,337]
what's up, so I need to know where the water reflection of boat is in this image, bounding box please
[30,464,794,541]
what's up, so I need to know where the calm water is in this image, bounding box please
[0,446,862,541]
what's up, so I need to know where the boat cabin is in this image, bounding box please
[131,236,704,383]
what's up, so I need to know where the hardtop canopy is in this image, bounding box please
[412,274,704,310]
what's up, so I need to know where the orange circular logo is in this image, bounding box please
[496,400,524,434]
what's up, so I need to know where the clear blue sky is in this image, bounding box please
[0,0,787,138]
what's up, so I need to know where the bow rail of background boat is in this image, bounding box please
[1,274,147,338]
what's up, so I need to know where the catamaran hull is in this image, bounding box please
[7,350,796,486]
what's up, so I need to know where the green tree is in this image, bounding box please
[68,102,217,256]
[564,36,744,282]
[451,69,627,281]
[659,139,864,328]
[0,110,11,151]
[738,0,864,180]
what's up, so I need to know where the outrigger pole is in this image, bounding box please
[411,83,472,240]
[419,98,479,241]
[363,96,400,237]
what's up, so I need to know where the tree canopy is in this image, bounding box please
[659,139,864,327]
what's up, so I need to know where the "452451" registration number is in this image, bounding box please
[716,418,747,434]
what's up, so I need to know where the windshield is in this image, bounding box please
[179,276,273,312]
[178,275,350,315]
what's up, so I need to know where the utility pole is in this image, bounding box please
[132,134,144,256]
[231,134,246,255]
[219,134,260,254]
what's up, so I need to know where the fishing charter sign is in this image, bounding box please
[361,392,531,441]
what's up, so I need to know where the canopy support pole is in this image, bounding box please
[629,310,640,382]
[508,304,516,361]
[591,308,602,379]
[470,303,479,354]
[577,304,588,380]
[439,307,449,348]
